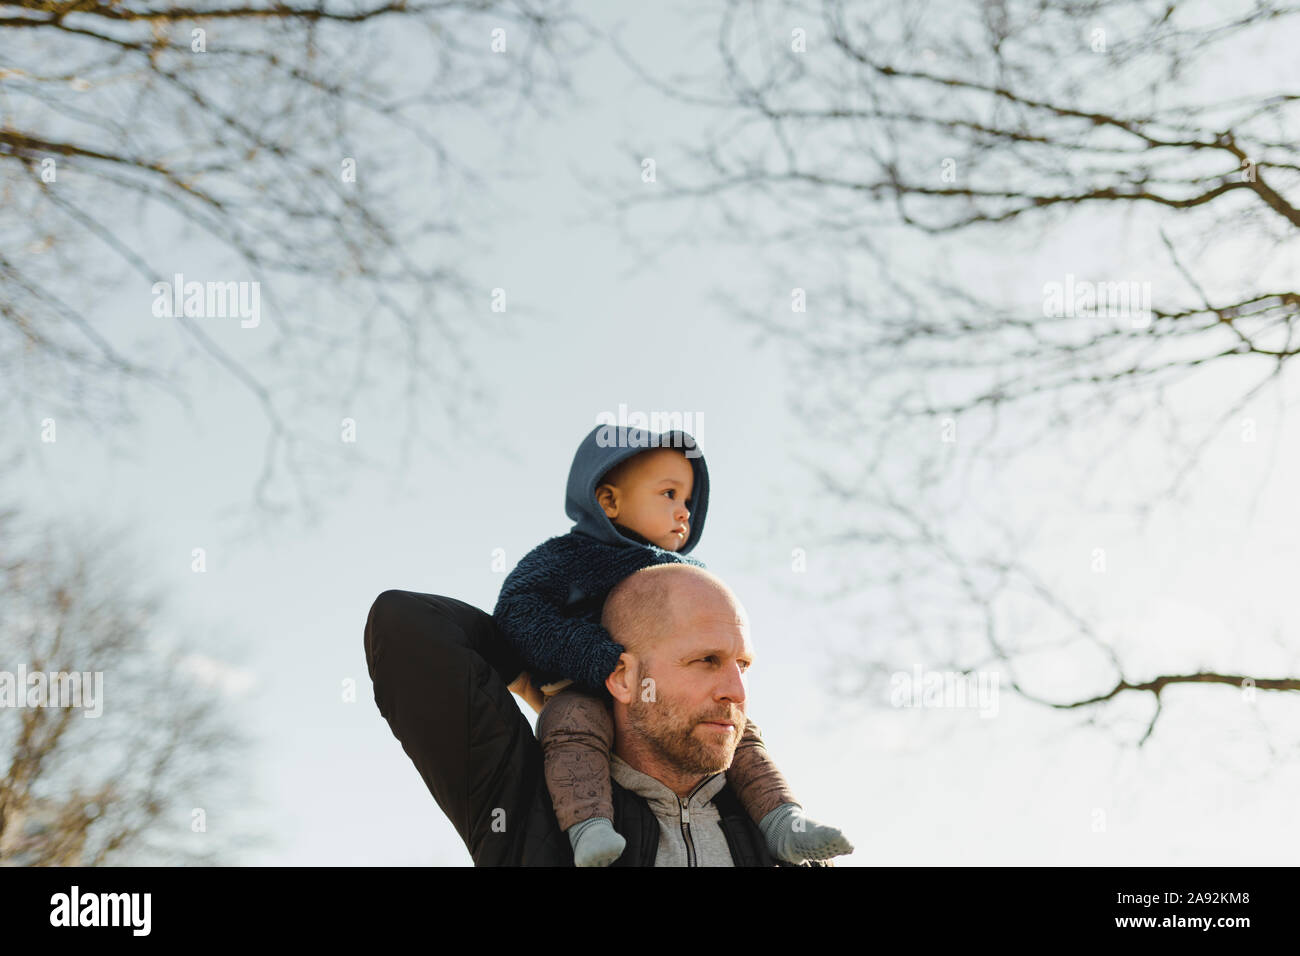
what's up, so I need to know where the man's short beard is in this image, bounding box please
[626,659,740,776]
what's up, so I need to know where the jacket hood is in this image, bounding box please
[564,424,710,554]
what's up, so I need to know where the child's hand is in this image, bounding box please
[539,677,574,699]
[507,670,546,715]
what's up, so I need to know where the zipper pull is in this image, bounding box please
[680,800,690,824]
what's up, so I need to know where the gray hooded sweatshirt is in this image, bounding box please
[610,753,735,866]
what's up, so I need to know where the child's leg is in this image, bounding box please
[537,687,625,866]
[730,716,856,863]
[536,687,615,831]
[729,717,799,825]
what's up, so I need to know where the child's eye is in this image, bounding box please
[663,489,675,499]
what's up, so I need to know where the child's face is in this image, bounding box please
[595,448,695,551]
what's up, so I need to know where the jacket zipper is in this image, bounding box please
[679,800,696,867]
[677,774,717,867]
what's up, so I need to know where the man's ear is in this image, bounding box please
[594,483,619,519]
[606,652,637,704]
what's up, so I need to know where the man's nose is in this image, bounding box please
[715,661,746,705]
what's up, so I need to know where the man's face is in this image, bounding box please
[624,597,752,776]
[597,449,694,551]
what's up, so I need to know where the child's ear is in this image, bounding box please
[594,483,619,519]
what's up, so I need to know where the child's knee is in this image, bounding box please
[538,689,613,747]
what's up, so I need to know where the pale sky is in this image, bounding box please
[9,0,1300,866]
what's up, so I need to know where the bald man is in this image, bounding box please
[363,565,833,866]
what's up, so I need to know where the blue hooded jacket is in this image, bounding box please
[492,424,711,695]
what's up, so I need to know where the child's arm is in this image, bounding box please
[493,537,633,694]
[495,534,706,693]
[495,590,623,694]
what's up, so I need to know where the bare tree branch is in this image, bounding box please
[1,0,591,526]
[592,0,1300,735]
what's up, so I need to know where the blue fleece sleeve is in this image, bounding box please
[492,538,624,693]
[493,591,623,694]
[493,535,703,694]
